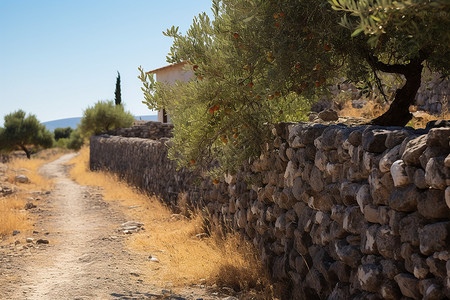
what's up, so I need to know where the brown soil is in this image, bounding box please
[0,154,225,300]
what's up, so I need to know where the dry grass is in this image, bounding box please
[68,146,276,298]
[339,99,388,119]
[0,149,67,238]
[0,195,33,237]
[5,149,67,191]
[339,100,450,129]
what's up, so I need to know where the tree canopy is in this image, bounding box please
[79,100,134,137]
[139,0,449,172]
[54,127,73,141]
[0,110,53,159]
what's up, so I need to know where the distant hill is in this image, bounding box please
[42,115,158,132]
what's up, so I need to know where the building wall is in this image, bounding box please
[90,121,450,300]
[153,63,193,123]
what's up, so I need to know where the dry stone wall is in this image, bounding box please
[90,121,450,300]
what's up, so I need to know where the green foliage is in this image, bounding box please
[331,0,450,76]
[140,0,449,172]
[67,129,84,150]
[0,110,53,159]
[54,127,73,141]
[79,100,134,137]
[115,71,122,106]
[53,128,84,151]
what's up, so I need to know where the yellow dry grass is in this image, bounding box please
[339,99,387,119]
[339,100,450,129]
[0,148,67,238]
[68,146,275,297]
[0,195,32,237]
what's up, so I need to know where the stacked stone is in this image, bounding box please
[90,135,194,206]
[90,121,450,299]
[107,121,173,139]
[415,71,450,114]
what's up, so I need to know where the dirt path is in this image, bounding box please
[0,154,222,300]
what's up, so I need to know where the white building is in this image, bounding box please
[148,62,193,123]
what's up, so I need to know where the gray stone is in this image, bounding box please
[369,169,393,205]
[329,261,351,283]
[419,222,450,255]
[381,259,404,280]
[446,187,450,209]
[308,192,334,212]
[394,273,421,300]
[348,130,363,147]
[389,185,423,212]
[356,184,371,213]
[385,130,411,149]
[334,240,362,268]
[380,280,402,300]
[390,160,411,187]
[399,212,426,246]
[418,189,450,219]
[362,129,388,153]
[14,174,29,183]
[328,282,350,300]
[343,206,365,235]
[363,205,379,224]
[413,168,428,189]
[305,268,327,297]
[331,205,346,224]
[411,253,429,279]
[24,202,36,210]
[318,109,339,121]
[401,135,428,166]
[357,264,382,293]
[376,225,401,260]
[445,154,450,168]
[425,157,448,190]
[339,182,360,206]
[379,145,401,172]
[361,224,379,254]
[310,166,324,192]
[401,243,416,273]
[419,147,449,170]
[427,127,450,148]
[426,256,447,279]
[420,279,445,300]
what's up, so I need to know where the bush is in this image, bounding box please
[54,127,73,141]
[79,100,134,138]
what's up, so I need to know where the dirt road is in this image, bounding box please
[0,154,221,300]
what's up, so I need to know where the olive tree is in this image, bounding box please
[139,0,449,172]
[79,100,134,137]
[0,110,53,159]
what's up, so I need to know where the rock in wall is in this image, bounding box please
[90,121,450,300]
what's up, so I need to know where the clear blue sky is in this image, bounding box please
[0,0,212,124]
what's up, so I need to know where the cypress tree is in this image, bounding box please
[114,71,122,106]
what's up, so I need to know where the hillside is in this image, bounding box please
[42,115,158,131]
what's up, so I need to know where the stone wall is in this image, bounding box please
[90,121,450,300]
[106,121,174,139]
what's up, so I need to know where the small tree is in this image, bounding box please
[54,127,73,141]
[66,129,84,150]
[0,110,53,159]
[79,100,134,137]
[115,71,122,106]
